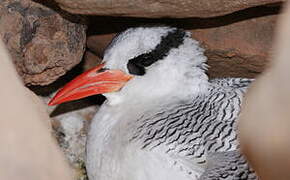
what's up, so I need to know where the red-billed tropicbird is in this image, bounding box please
[49,26,258,180]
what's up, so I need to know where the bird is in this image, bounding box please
[48,26,258,180]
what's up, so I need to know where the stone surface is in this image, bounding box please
[86,14,278,78]
[87,33,114,58]
[55,0,283,18]
[0,0,86,85]
[192,14,278,78]
[83,50,103,70]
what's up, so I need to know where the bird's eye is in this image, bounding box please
[127,61,145,75]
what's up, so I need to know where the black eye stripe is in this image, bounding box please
[127,62,145,76]
[127,29,186,76]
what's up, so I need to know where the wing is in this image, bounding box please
[210,78,254,87]
[198,150,258,180]
[210,78,253,92]
[130,78,255,178]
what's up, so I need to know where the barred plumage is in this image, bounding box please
[199,151,258,180]
[130,78,256,179]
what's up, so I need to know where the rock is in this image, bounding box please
[0,0,86,85]
[83,50,103,70]
[87,33,114,58]
[86,14,277,78]
[54,0,283,18]
[191,14,278,78]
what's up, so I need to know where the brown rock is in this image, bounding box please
[191,14,278,78]
[87,33,114,58]
[55,0,283,18]
[0,0,87,85]
[83,51,103,70]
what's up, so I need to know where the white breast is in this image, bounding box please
[86,101,202,180]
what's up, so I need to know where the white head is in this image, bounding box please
[103,26,209,104]
[48,26,209,106]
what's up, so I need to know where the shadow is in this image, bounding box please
[87,3,281,35]
[50,95,106,117]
